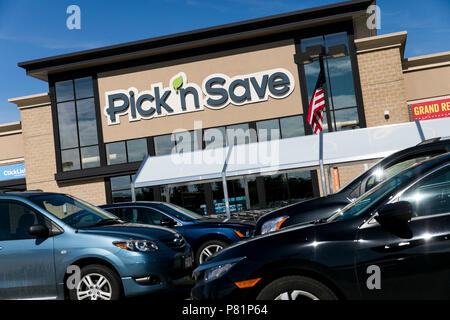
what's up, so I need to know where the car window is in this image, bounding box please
[154,203,203,221]
[117,208,138,223]
[400,165,450,218]
[29,194,117,229]
[0,201,46,241]
[330,166,418,222]
[136,208,170,225]
[365,155,437,192]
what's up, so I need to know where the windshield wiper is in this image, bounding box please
[85,218,122,228]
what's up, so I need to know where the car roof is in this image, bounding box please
[340,138,450,192]
[416,136,450,146]
[0,191,61,198]
[404,152,450,176]
[400,136,450,155]
[100,201,165,208]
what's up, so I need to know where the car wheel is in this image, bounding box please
[256,276,337,300]
[196,240,228,265]
[69,264,122,301]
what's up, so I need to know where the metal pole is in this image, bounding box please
[415,119,426,142]
[318,55,330,197]
[221,145,233,221]
[319,131,327,197]
[243,176,251,210]
[164,185,170,203]
[131,183,136,202]
[222,173,231,221]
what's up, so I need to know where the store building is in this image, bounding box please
[3,0,450,215]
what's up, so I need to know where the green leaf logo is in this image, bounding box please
[172,75,183,93]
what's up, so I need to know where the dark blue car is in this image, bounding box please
[100,202,255,265]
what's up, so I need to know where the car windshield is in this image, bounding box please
[154,203,204,221]
[29,194,119,229]
[328,164,418,222]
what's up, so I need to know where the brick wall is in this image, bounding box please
[357,47,410,127]
[20,104,107,205]
[317,160,377,196]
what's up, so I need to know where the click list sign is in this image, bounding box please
[0,163,25,182]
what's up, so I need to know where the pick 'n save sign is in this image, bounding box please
[411,97,450,120]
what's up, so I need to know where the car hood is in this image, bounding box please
[78,222,180,241]
[191,218,255,229]
[255,193,349,233]
[203,220,317,264]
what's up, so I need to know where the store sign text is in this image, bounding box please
[0,163,26,182]
[412,98,450,120]
[104,68,295,125]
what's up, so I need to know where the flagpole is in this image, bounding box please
[318,55,329,197]
[319,131,327,197]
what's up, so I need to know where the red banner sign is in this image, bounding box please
[411,98,450,120]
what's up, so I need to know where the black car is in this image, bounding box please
[100,202,254,265]
[192,153,450,300]
[255,137,450,235]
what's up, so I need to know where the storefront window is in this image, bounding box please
[106,142,127,165]
[174,131,200,153]
[334,108,360,131]
[80,146,101,169]
[168,184,206,214]
[110,175,132,203]
[211,179,247,214]
[127,139,147,162]
[55,80,74,102]
[280,116,305,139]
[264,174,290,208]
[204,127,226,149]
[76,98,98,147]
[154,134,176,155]
[247,177,259,209]
[256,119,280,142]
[110,175,153,203]
[226,123,251,145]
[55,76,100,171]
[106,138,148,165]
[302,32,360,132]
[61,148,80,171]
[264,170,314,208]
[286,171,314,202]
[74,77,93,99]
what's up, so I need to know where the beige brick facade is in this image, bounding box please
[356,32,410,128]
[12,94,107,205]
[317,160,376,196]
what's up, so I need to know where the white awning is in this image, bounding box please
[133,117,449,189]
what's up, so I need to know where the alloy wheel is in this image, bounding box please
[76,273,113,300]
[199,244,224,264]
[274,290,319,300]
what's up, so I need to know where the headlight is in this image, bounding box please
[204,263,235,282]
[113,240,158,252]
[260,216,289,235]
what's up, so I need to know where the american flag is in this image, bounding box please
[307,69,326,134]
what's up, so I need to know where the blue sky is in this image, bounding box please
[0,0,449,124]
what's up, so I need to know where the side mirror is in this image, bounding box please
[375,201,412,229]
[29,224,49,238]
[160,218,176,228]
